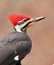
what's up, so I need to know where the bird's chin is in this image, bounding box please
[21,22,32,32]
[21,28,27,33]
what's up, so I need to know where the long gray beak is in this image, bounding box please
[30,16,45,22]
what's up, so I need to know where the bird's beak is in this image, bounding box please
[22,16,45,31]
[30,16,45,22]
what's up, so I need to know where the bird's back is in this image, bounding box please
[0,32,32,51]
[0,32,32,65]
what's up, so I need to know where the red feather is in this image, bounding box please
[8,14,30,25]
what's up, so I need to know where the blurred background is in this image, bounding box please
[0,0,54,65]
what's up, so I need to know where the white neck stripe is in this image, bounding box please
[14,25,23,33]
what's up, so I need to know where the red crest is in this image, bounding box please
[8,14,30,25]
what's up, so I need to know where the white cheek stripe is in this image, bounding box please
[15,25,23,33]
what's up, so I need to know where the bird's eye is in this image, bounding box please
[22,18,28,22]
[18,21,22,23]
[17,18,29,25]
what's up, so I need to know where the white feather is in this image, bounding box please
[14,55,19,61]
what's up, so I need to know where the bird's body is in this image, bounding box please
[0,13,45,65]
[0,32,32,65]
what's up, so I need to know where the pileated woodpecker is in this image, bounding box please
[0,14,45,65]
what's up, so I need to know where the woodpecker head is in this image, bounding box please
[8,14,45,33]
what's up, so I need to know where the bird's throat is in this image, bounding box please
[14,25,26,33]
[14,25,23,33]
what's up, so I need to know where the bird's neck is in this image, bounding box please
[14,25,27,33]
[14,25,23,33]
[16,29,22,33]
